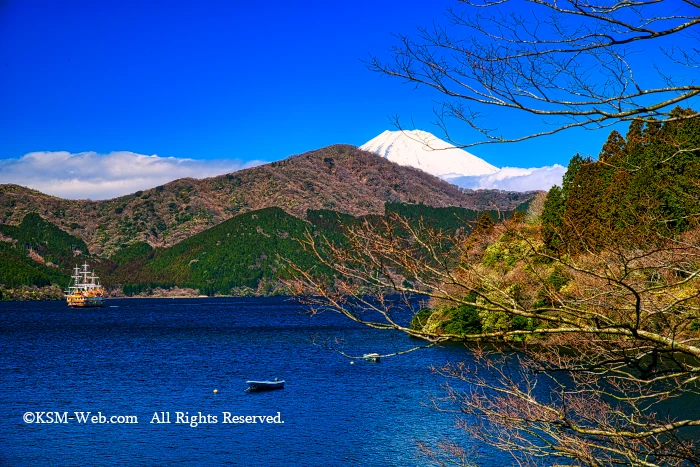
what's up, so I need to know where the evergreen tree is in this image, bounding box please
[474,212,495,235]
[541,186,565,251]
[541,107,700,253]
[560,154,587,199]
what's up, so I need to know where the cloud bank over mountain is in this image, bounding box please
[444,165,566,191]
[0,151,265,200]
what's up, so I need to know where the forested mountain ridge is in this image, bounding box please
[0,145,535,256]
[0,200,530,297]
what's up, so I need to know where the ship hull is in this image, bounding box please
[66,297,105,308]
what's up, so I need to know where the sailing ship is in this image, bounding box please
[65,262,105,307]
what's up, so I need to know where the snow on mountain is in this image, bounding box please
[359,129,499,178]
[360,129,564,191]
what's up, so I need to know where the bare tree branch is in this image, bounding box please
[284,211,700,466]
[368,0,700,146]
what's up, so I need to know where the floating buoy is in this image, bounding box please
[350,361,354,365]
[213,389,219,394]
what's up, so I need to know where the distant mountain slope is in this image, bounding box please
[360,130,499,178]
[105,207,339,295]
[104,202,530,296]
[0,201,531,296]
[0,213,88,289]
[0,145,535,256]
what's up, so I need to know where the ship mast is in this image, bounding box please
[82,262,89,287]
[69,265,82,292]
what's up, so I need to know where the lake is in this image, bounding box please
[0,296,514,466]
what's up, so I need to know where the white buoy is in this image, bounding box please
[350,361,354,365]
[213,389,219,394]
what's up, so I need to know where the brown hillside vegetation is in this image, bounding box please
[0,145,534,256]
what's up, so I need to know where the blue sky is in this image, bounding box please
[1,1,697,198]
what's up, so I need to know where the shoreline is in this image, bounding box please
[0,294,296,304]
[0,284,291,303]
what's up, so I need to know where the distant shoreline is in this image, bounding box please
[0,284,290,303]
[0,293,295,304]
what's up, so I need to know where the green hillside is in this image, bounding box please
[307,201,530,235]
[1,200,531,297]
[112,202,529,295]
[0,213,89,288]
[111,207,343,295]
[386,202,501,232]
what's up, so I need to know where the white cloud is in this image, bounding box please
[0,151,266,200]
[443,164,566,191]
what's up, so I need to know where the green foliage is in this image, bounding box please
[0,213,88,261]
[541,108,700,252]
[410,295,483,336]
[483,238,532,268]
[475,211,495,233]
[0,213,89,288]
[514,198,531,213]
[413,293,484,336]
[119,207,341,295]
[385,202,491,233]
[110,242,153,266]
[561,154,587,199]
[306,209,360,233]
[119,204,521,295]
[121,282,174,296]
[1,202,522,296]
[546,266,569,290]
[510,315,534,332]
[442,300,483,335]
[0,246,53,288]
[410,308,434,331]
[541,186,565,251]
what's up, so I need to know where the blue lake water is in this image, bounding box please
[0,297,513,466]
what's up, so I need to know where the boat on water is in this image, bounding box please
[65,263,105,308]
[363,353,381,362]
[245,379,285,392]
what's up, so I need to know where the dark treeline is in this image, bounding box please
[542,107,700,252]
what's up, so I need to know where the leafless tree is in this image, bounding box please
[283,2,700,464]
[369,0,700,146]
[285,213,700,466]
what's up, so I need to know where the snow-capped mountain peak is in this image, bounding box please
[359,129,499,178]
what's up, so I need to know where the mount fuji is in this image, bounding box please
[360,129,565,191]
[359,130,499,179]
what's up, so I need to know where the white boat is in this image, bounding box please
[245,379,285,392]
[363,353,381,362]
